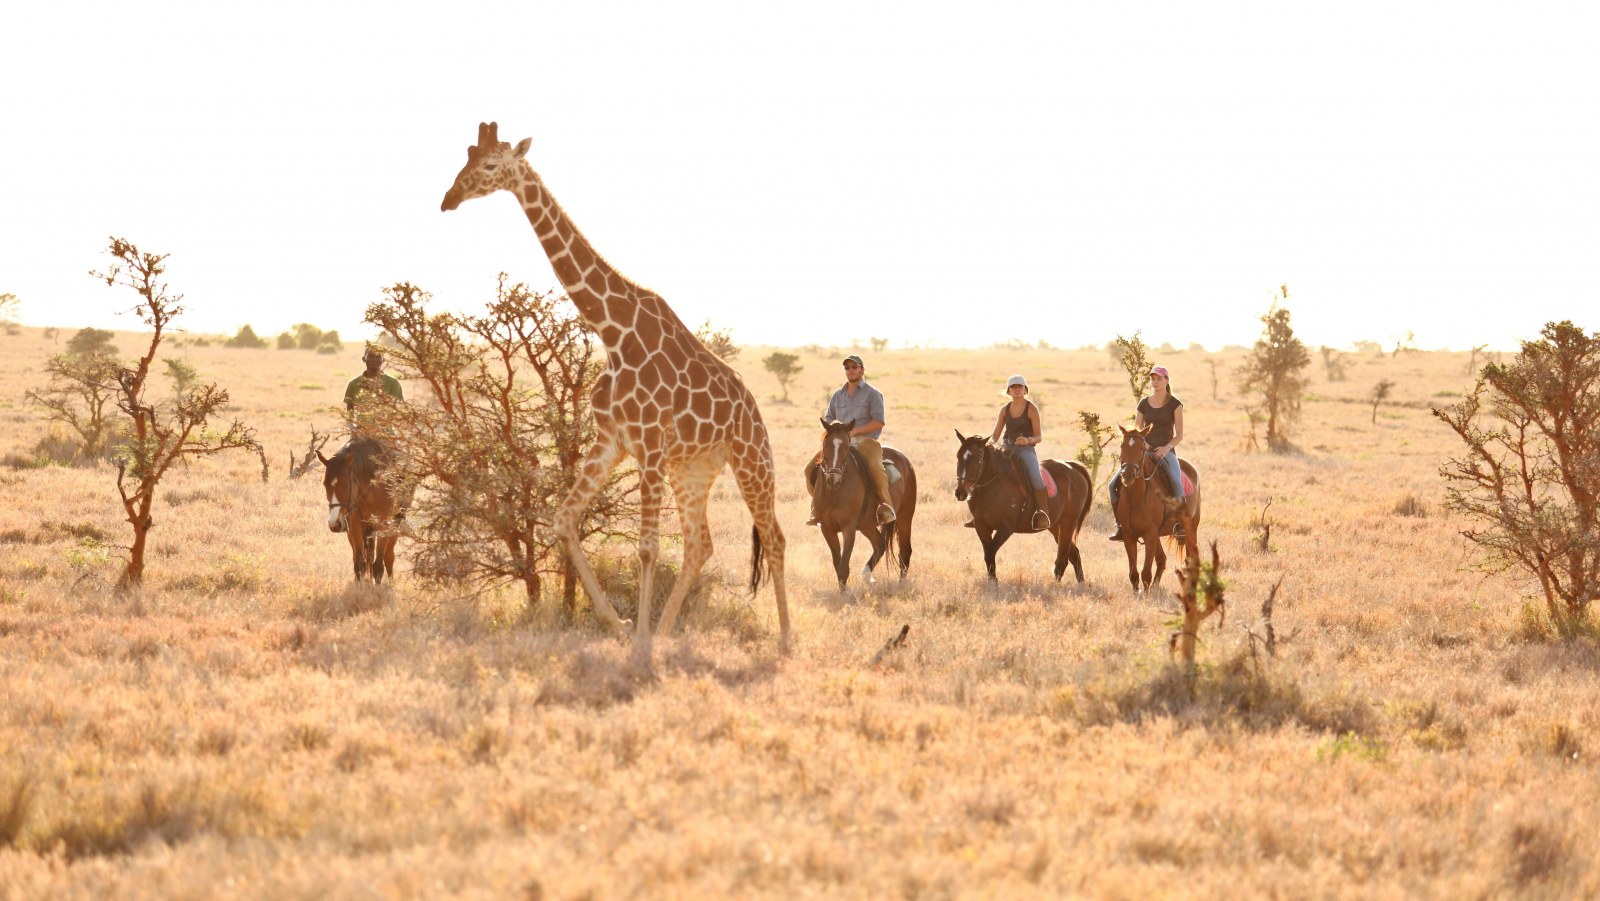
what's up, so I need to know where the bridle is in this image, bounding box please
[1117,444,1157,488]
[956,441,1001,496]
[817,432,855,489]
[326,464,366,532]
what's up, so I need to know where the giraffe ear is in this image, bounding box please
[513,138,531,158]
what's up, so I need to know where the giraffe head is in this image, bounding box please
[440,122,532,212]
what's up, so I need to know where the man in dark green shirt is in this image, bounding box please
[344,346,403,415]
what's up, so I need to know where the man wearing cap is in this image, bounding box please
[806,354,895,526]
[344,346,404,418]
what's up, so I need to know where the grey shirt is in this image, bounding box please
[823,380,885,441]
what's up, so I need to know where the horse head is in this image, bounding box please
[953,429,991,501]
[1116,423,1155,486]
[320,447,352,533]
[818,419,855,489]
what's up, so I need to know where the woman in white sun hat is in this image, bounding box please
[984,374,1050,530]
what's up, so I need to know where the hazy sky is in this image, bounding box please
[3,2,1596,352]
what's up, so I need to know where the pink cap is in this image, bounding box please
[1149,366,1170,378]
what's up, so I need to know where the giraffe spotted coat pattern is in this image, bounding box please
[441,122,790,661]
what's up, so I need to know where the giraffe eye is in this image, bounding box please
[483,163,498,171]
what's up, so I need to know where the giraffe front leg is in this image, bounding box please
[657,453,723,637]
[554,437,629,635]
[631,457,667,666]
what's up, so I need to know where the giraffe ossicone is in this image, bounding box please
[441,121,790,662]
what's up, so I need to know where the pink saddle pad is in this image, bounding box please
[1181,472,1194,495]
[1041,466,1057,497]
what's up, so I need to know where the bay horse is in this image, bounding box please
[1113,423,1202,592]
[318,437,401,583]
[953,431,1093,582]
[809,419,916,589]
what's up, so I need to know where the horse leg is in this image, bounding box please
[347,519,368,581]
[366,528,382,583]
[1123,536,1141,592]
[552,437,629,635]
[840,526,861,588]
[988,530,1015,581]
[656,454,723,637]
[1151,534,1167,592]
[861,522,888,582]
[382,534,397,583]
[822,526,848,590]
[1052,529,1072,582]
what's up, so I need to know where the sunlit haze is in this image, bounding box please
[3,2,1596,353]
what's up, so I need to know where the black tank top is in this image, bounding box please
[1137,395,1182,447]
[1003,401,1035,443]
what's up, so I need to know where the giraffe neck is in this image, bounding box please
[512,165,638,335]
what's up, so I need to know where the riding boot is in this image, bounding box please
[1031,487,1051,530]
[1108,522,1124,541]
[806,508,821,527]
[963,518,976,528]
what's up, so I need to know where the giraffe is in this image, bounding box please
[440,122,790,662]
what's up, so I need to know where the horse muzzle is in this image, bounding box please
[327,505,348,533]
[954,482,970,502]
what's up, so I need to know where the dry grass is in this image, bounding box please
[2,326,1597,897]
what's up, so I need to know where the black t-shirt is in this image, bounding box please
[1137,395,1182,448]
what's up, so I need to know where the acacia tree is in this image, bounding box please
[763,352,801,402]
[1236,295,1310,451]
[362,279,636,614]
[694,320,740,363]
[90,238,261,590]
[25,352,123,457]
[1434,320,1600,624]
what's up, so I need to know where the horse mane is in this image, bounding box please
[328,437,385,482]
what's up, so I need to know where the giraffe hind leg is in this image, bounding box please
[656,453,724,637]
[730,443,790,654]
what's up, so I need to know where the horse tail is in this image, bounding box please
[749,524,767,594]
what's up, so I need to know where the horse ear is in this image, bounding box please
[821,418,830,430]
[1139,423,1153,435]
[316,451,329,465]
[1117,424,1130,436]
[955,429,967,443]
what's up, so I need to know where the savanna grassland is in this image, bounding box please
[1,327,1596,899]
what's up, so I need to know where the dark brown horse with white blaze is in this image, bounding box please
[809,420,916,589]
[953,431,1093,582]
[319,438,401,583]
[1113,423,1202,592]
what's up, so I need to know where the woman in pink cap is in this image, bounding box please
[1108,365,1185,542]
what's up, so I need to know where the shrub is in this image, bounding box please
[66,327,118,358]
[1435,320,1600,624]
[1236,289,1310,451]
[224,324,269,348]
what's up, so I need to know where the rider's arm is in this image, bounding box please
[1167,406,1184,452]
[1026,402,1042,446]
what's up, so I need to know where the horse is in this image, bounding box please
[318,437,401,583]
[808,419,916,589]
[953,430,1093,582]
[1112,423,1202,592]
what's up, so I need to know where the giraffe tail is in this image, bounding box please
[749,525,768,594]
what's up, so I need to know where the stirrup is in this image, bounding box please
[1031,511,1051,530]
[876,503,896,525]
